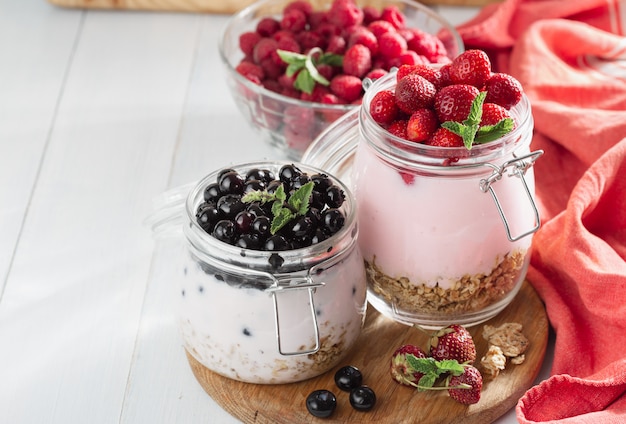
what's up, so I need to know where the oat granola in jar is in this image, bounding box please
[351,71,542,329]
[179,161,367,384]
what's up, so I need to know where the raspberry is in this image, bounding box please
[407,29,448,63]
[394,73,436,114]
[325,34,346,54]
[328,0,364,28]
[369,89,398,125]
[284,0,313,18]
[484,72,523,109]
[239,31,262,57]
[427,128,464,148]
[342,44,372,78]
[296,31,325,51]
[362,5,381,24]
[406,108,438,142]
[434,84,480,123]
[256,17,280,37]
[259,57,283,80]
[450,49,491,88]
[348,28,379,56]
[252,37,278,64]
[235,61,265,82]
[365,68,388,81]
[330,74,363,102]
[481,102,512,126]
[380,5,406,29]
[281,9,307,32]
[276,34,301,54]
[368,19,396,39]
[378,31,407,58]
[388,51,426,68]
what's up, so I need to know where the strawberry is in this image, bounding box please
[429,324,477,364]
[406,108,438,142]
[394,74,436,114]
[449,49,491,88]
[369,89,399,125]
[427,128,463,148]
[447,365,483,405]
[481,102,512,126]
[342,44,372,78]
[484,72,523,109]
[390,344,427,386]
[387,119,408,139]
[396,64,442,88]
[434,84,479,123]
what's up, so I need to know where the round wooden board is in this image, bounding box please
[187,280,548,423]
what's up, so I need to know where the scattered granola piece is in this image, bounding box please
[481,345,506,377]
[510,354,526,365]
[482,323,528,357]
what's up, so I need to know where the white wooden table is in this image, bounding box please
[0,1,552,422]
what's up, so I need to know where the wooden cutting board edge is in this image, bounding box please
[46,0,500,14]
[186,280,549,424]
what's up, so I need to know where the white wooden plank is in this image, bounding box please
[119,13,274,423]
[0,0,83,295]
[0,9,201,424]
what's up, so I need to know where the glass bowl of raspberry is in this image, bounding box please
[218,0,464,160]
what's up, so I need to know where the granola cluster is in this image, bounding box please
[366,249,527,315]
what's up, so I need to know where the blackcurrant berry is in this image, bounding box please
[279,164,302,183]
[234,211,254,233]
[203,183,221,203]
[266,179,283,195]
[212,220,237,244]
[291,174,311,190]
[264,235,289,251]
[251,216,271,238]
[243,179,265,194]
[218,170,245,195]
[311,173,332,192]
[245,168,274,184]
[217,194,245,218]
[289,216,313,238]
[334,365,363,391]
[325,185,345,208]
[305,389,337,418]
[322,209,345,234]
[349,386,376,411]
[235,234,261,250]
[196,203,220,232]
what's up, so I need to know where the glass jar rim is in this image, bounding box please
[184,160,358,273]
[359,71,534,170]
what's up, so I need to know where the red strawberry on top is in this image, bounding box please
[481,102,513,127]
[369,89,399,125]
[390,344,427,386]
[394,73,436,114]
[396,64,442,89]
[447,365,483,405]
[429,324,477,364]
[449,49,491,88]
[427,128,463,148]
[434,84,479,123]
[484,72,523,109]
[407,108,438,142]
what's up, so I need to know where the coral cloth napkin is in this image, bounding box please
[456,0,626,422]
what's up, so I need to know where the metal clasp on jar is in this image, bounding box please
[480,150,544,242]
[266,276,325,356]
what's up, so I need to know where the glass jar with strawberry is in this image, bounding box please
[350,50,543,329]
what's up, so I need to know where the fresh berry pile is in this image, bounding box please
[369,49,524,153]
[389,324,483,405]
[306,365,376,417]
[232,0,453,151]
[196,164,346,252]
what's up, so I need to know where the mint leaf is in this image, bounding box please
[417,374,437,390]
[271,207,295,234]
[277,50,306,67]
[294,69,316,94]
[305,58,330,87]
[274,184,287,203]
[475,117,514,144]
[288,181,314,216]
[242,189,277,204]
[407,356,438,374]
[319,52,343,67]
[466,91,486,126]
[437,360,465,376]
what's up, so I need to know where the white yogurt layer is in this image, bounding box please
[179,246,367,384]
[352,141,535,290]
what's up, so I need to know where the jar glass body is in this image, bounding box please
[352,73,540,328]
[180,161,367,384]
